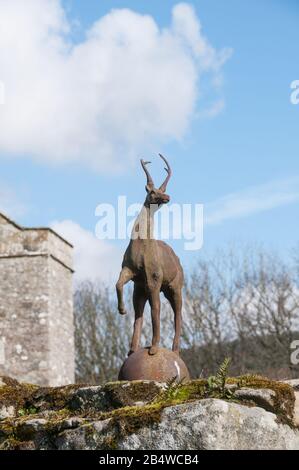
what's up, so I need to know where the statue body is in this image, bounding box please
[116,155,184,356]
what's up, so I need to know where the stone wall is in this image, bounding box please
[48,256,74,386]
[0,213,74,386]
[0,376,298,450]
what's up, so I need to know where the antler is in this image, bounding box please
[159,154,172,192]
[140,159,154,189]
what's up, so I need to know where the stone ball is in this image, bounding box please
[118,347,190,382]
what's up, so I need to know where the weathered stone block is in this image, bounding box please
[0,212,74,386]
[1,375,298,450]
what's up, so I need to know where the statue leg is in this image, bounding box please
[116,267,133,315]
[128,285,147,356]
[149,290,161,355]
[164,288,182,354]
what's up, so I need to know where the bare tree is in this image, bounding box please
[181,247,299,379]
[74,247,299,383]
[74,281,132,383]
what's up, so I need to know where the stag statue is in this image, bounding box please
[116,154,184,356]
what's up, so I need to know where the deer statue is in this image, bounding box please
[116,154,184,356]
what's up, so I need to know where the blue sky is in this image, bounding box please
[0,0,298,281]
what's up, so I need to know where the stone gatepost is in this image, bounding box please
[0,212,75,386]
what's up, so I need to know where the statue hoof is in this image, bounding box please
[148,345,158,355]
[118,308,127,315]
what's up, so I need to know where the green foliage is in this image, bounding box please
[17,406,38,417]
[152,376,191,404]
[163,376,186,401]
[234,374,263,388]
[207,358,232,398]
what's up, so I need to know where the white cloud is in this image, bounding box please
[51,220,122,283]
[198,99,225,119]
[205,177,299,226]
[0,1,230,172]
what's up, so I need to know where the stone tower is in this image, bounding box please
[0,212,74,386]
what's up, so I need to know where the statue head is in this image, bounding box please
[141,154,172,208]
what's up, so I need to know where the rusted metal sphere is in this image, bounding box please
[118,347,190,382]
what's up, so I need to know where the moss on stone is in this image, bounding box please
[0,375,296,448]
[169,378,207,401]
[0,436,36,450]
[31,383,87,411]
[227,374,295,425]
[97,402,165,447]
[0,376,20,388]
[0,378,87,417]
[0,420,14,446]
[98,380,209,442]
[101,435,119,450]
[102,380,163,410]
[0,381,39,410]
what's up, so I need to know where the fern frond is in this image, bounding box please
[206,357,231,398]
[215,357,231,391]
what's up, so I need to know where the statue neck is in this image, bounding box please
[131,204,156,241]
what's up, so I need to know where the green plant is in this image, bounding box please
[153,376,188,403]
[17,406,38,417]
[207,358,232,398]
